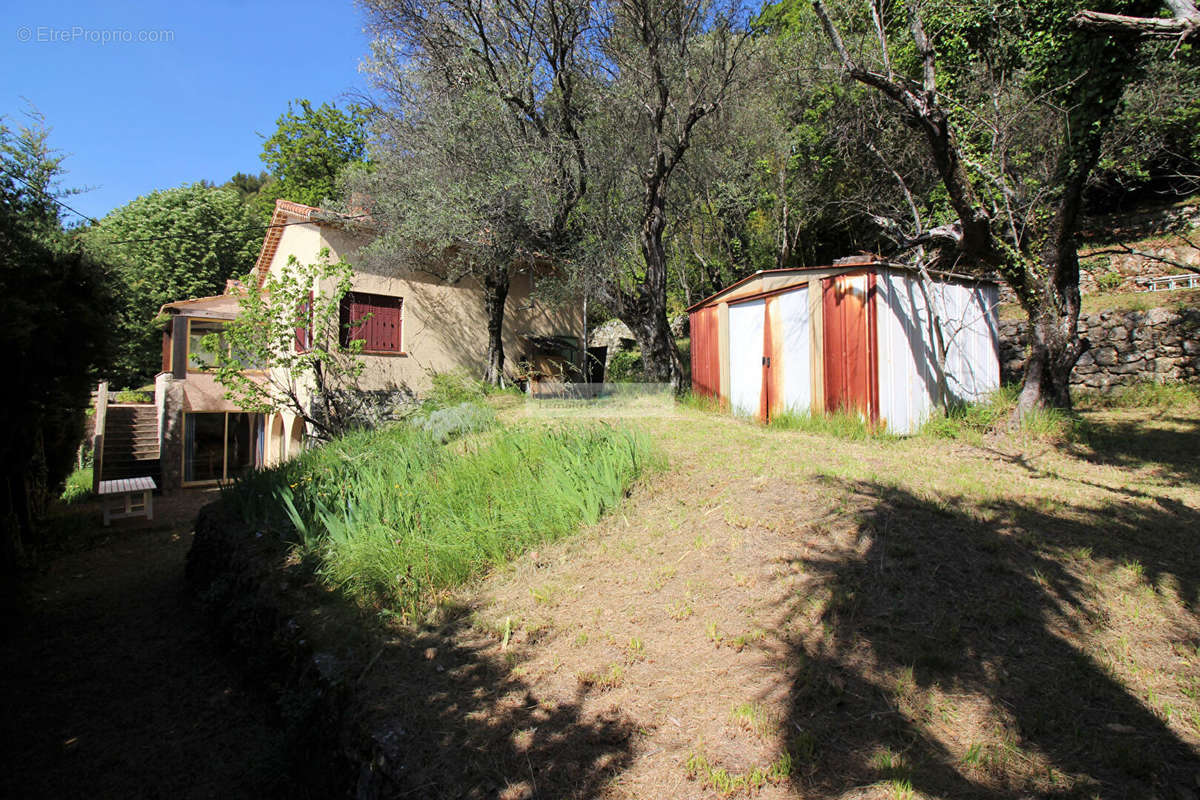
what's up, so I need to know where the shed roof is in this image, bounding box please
[686,257,999,312]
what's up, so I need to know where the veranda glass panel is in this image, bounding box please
[184,413,225,482]
[188,321,225,369]
[226,413,254,479]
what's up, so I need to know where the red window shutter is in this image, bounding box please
[294,291,313,352]
[340,293,402,352]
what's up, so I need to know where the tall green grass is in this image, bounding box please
[920,384,1075,441]
[769,409,893,440]
[225,422,657,617]
[1075,380,1200,410]
[60,466,94,504]
[676,390,724,414]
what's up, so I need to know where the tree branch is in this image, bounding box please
[1071,0,1200,54]
[1085,242,1200,274]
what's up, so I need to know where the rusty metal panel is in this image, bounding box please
[822,273,878,419]
[728,298,765,418]
[764,295,783,420]
[689,307,721,399]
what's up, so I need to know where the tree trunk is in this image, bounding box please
[482,266,511,386]
[615,191,685,391]
[1013,141,1096,418]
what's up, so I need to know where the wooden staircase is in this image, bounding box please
[102,406,161,484]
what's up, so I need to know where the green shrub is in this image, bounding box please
[411,402,496,443]
[607,350,646,382]
[676,390,723,413]
[424,370,519,409]
[1094,271,1123,292]
[60,466,93,504]
[1075,380,1200,410]
[426,371,490,407]
[920,385,1020,440]
[921,385,1076,441]
[114,389,152,404]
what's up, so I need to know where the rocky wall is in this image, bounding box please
[999,305,1200,390]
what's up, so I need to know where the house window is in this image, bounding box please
[187,318,267,371]
[188,320,226,369]
[340,292,403,353]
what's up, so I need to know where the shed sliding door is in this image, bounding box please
[728,298,765,418]
[727,286,811,421]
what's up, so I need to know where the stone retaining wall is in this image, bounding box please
[999,306,1200,390]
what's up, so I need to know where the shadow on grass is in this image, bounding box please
[352,611,637,799]
[1067,411,1200,484]
[772,477,1200,798]
[190,503,636,799]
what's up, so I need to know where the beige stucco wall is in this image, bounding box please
[263,218,582,395]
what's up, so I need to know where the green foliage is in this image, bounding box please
[1094,58,1200,204]
[607,350,647,383]
[114,389,152,404]
[425,371,495,408]
[224,422,657,617]
[920,385,1076,441]
[258,99,371,215]
[60,467,94,505]
[1094,271,1123,292]
[676,390,724,413]
[83,182,261,386]
[920,385,1021,440]
[0,112,113,569]
[207,249,367,441]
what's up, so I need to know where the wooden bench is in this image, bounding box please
[98,477,157,526]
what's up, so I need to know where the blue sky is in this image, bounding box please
[2,0,372,224]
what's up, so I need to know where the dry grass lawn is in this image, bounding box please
[353,399,1200,799]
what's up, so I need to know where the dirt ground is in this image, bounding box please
[345,402,1200,799]
[0,490,291,800]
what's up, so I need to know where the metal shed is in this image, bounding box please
[688,256,1001,434]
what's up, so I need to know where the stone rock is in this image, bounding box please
[1147,307,1179,326]
[1094,347,1119,366]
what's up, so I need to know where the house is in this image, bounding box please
[688,256,1000,433]
[147,199,582,491]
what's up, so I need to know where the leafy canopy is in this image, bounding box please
[83,183,262,387]
[259,99,372,211]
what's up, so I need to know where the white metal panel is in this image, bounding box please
[875,268,1000,433]
[778,286,812,414]
[728,298,765,417]
[877,270,933,434]
[940,281,1000,403]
